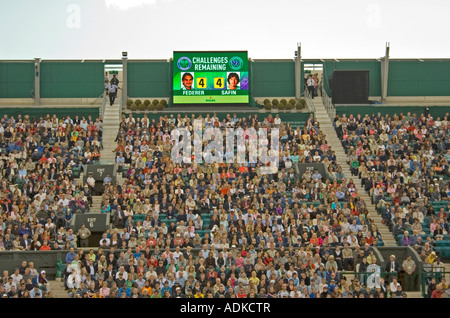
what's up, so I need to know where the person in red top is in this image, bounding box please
[87,122,96,133]
[237,286,247,298]
[431,284,444,298]
[220,183,230,196]
[238,165,248,174]
[147,256,158,269]
[309,233,320,247]
[365,233,374,246]
[392,193,401,205]
[39,240,51,251]
[263,252,274,266]
[147,237,157,248]
[39,154,47,165]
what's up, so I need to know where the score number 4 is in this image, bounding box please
[214,77,225,89]
[196,77,207,89]
[196,77,225,89]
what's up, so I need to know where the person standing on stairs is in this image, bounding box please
[106,79,119,106]
[307,75,315,99]
[110,74,119,87]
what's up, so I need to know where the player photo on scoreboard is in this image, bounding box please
[181,72,194,90]
[227,72,240,90]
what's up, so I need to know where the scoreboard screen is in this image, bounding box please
[173,51,249,104]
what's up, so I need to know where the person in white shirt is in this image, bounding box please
[145,266,158,280]
[87,173,96,195]
[66,268,81,290]
[389,277,400,293]
[99,233,110,247]
[274,115,281,126]
[307,75,316,99]
[115,266,128,280]
[10,269,23,286]
[106,81,119,106]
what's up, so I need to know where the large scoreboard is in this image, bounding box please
[173,51,249,104]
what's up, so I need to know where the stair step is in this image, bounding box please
[313,102,392,246]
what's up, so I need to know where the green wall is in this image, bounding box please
[0,62,35,98]
[127,61,171,98]
[2,59,450,102]
[388,60,450,96]
[251,61,295,97]
[40,62,104,98]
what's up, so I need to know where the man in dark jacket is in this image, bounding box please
[384,254,400,283]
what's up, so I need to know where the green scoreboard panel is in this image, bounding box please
[173,51,249,104]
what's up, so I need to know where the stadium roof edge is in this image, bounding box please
[1,58,450,63]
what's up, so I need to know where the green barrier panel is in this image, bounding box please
[40,62,104,98]
[0,62,35,98]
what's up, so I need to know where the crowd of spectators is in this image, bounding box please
[334,111,449,240]
[0,113,105,297]
[105,112,380,249]
[53,112,411,298]
[1,110,448,298]
[334,111,450,297]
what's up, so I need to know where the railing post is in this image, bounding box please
[381,42,390,104]
[34,58,40,106]
[121,54,128,112]
[295,43,302,100]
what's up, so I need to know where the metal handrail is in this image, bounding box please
[91,92,106,105]
[118,90,123,117]
[304,84,316,113]
[321,85,335,119]
[421,269,449,298]
[99,92,107,118]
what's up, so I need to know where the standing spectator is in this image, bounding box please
[402,255,417,291]
[106,80,119,106]
[384,254,400,283]
[104,72,110,92]
[307,75,315,99]
[87,173,96,195]
[110,74,119,87]
[77,224,92,248]
[313,73,319,97]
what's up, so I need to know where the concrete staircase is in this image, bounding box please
[49,278,69,298]
[96,93,128,213]
[100,93,121,163]
[311,98,397,247]
[92,195,104,213]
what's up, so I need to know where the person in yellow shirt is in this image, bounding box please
[428,251,438,265]
[194,290,204,298]
[437,278,448,291]
[92,290,103,298]
[248,270,260,286]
